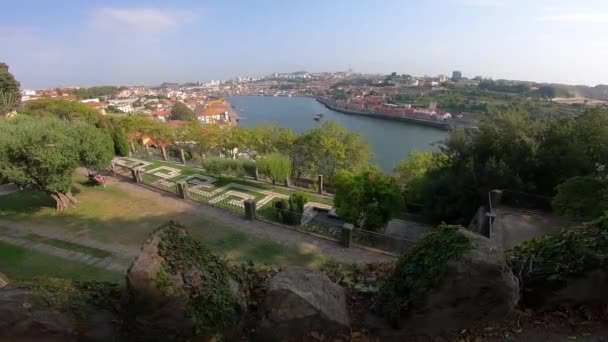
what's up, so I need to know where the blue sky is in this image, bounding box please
[2,0,608,88]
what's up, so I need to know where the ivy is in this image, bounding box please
[155,222,244,336]
[507,215,608,301]
[17,277,121,319]
[376,225,471,326]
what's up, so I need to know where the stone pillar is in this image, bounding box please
[254,166,259,181]
[161,146,168,161]
[179,148,187,165]
[341,223,353,248]
[317,175,324,194]
[177,181,188,200]
[489,190,503,209]
[244,199,257,221]
[131,168,140,183]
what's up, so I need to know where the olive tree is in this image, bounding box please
[257,153,291,185]
[0,117,114,210]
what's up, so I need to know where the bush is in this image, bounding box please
[552,176,608,220]
[202,157,256,178]
[272,193,310,225]
[110,127,130,157]
[507,215,608,306]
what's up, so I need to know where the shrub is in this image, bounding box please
[202,157,256,178]
[552,176,608,220]
[507,215,608,306]
[272,193,310,225]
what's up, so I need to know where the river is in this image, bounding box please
[228,96,448,172]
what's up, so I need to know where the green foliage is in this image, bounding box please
[0,62,20,114]
[238,124,296,156]
[23,98,102,125]
[67,86,121,99]
[272,192,310,225]
[111,126,130,156]
[202,157,256,178]
[394,150,448,204]
[333,168,403,231]
[0,117,112,194]
[552,176,608,220]
[170,102,196,121]
[18,277,121,318]
[155,222,244,336]
[507,215,608,305]
[377,225,471,325]
[291,121,370,182]
[257,153,291,185]
[416,106,608,224]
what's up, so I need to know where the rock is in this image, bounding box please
[126,222,246,341]
[0,272,9,288]
[399,229,519,333]
[0,286,77,341]
[257,267,350,341]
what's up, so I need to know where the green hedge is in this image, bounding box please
[202,157,256,178]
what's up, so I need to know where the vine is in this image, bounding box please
[155,222,245,336]
[376,225,472,326]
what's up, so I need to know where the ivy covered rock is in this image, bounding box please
[257,267,350,341]
[508,215,608,308]
[126,221,246,341]
[377,225,518,333]
[0,278,120,341]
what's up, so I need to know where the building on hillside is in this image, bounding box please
[152,109,172,122]
[195,99,230,124]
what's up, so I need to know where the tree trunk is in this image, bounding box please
[51,192,79,211]
[130,142,136,154]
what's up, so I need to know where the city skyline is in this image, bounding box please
[2,0,608,88]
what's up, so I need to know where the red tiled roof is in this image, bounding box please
[152,109,171,117]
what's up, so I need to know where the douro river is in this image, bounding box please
[229,96,448,172]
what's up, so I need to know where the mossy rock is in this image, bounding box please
[126,221,246,341]
[508,215,608,308]
[377,225,518,333]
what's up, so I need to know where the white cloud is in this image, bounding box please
[91,8,199,33]
[539,7,608,24]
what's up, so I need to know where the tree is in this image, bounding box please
[292,121,370,182]
[552,176,608,220]
[0,117,114,210]
[394,150,448,204]
[0,62,20,115]
[24,98,102,125]
[333,168,403,231]
[170,102,196,121]
[257,153,291,185]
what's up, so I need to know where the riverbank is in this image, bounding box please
[316,97,478,132]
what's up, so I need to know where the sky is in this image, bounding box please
[2,0,608,88]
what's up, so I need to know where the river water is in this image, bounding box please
[229,96,448,172]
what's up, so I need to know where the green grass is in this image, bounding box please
[0,241,123,283]
[23,234,112,259]
[0,173,327,273]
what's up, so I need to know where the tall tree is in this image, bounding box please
[0,62,21,115]
[257,153,292,185]
[333,168,403,231]
[0,117,114,210]
[170,102,196,121]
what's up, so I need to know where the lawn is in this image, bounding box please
[0,173,325,275]
[0,241,123,283]
[23,233,111,259]
[129,156,335,205]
